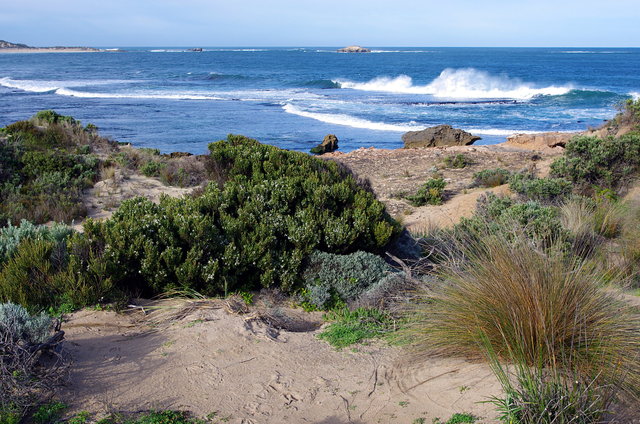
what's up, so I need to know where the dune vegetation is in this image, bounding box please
[1,100,640,423]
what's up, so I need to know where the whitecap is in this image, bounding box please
[283,104,421,132]
[334,68,572,100]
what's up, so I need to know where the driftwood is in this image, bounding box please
[1,319,69,416]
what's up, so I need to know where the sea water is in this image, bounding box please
[1,47,639,153]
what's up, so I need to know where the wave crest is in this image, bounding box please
[335,68,573,100]
[283,104,421,132]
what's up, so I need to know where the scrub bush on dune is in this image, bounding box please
[82,135,400,298]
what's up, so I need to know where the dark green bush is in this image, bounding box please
[407,177,446,206]
[473,168,511,187]
[302,250,393,309]
[508,173,573,204]
[551,134,640,193]
[81,135,399,297]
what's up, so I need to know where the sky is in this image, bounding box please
[1,0,639,47]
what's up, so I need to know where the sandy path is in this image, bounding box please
[59,303,501,424]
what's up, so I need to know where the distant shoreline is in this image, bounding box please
[0,47,102,54]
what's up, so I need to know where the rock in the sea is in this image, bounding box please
[310,134,339,154]
[402,125,480,148]
[337,45,371,53]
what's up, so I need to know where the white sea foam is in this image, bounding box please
[335,68,572,100]
[630,92,640,100]
[283,104,421,132]
[0,77,136,93]
[56,88,223,100]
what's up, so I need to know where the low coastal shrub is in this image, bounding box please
[1,304,66,423]
[0,111,101,225]
[442,154,469,169]
[0,220,72,265]
[473,168,510,187]
[140,160,163,177]
[550,133,640,194]
[508,173,572,204]
[407,177,446,206]
[456,194,567,249]
[301,250,393,309]
[80,135,399,298]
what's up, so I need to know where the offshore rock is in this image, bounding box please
[310,134,339,155]
[402,125,481,148]
[337,45,371,53]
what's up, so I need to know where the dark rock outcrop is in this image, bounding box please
[310,134,339,154]
[402,125,480,148]
[337,45,371,53]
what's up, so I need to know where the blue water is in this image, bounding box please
[1,47,639,153]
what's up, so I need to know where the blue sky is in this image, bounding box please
[1,0,639,47]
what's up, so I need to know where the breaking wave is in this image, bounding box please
[335,68,573,100]
[283,104,421,132]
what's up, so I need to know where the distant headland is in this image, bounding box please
[0,40,101,53]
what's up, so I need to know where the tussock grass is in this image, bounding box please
[404,232,640,400]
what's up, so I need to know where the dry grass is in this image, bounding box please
[404,232,640,400]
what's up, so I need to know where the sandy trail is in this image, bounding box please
[59,301,501,424]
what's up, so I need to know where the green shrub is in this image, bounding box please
[442,154,469,169]
[508,173,572,204]
[0,113,100,225]
[473,168,511,187]
[32,401,67,424]
[140,160,163,177]
[550,134,640,193]
[461,194,567,247]
[407,177,446,206]
[81,135,399,298]
[302,250,393,309]
[34,110,78,126]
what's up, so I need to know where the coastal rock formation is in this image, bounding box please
[310,134,339,154]
[402,125,481,148]
[505,132,575,149]
[337,45,371,53]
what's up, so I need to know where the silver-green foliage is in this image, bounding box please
[302,250,393,309]
[0,302,52,344]
[0,220,73,265]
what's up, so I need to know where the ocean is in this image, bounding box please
[1,47,639,153]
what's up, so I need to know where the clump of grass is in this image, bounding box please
[405,231,640,400]
[317,307,393,349]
